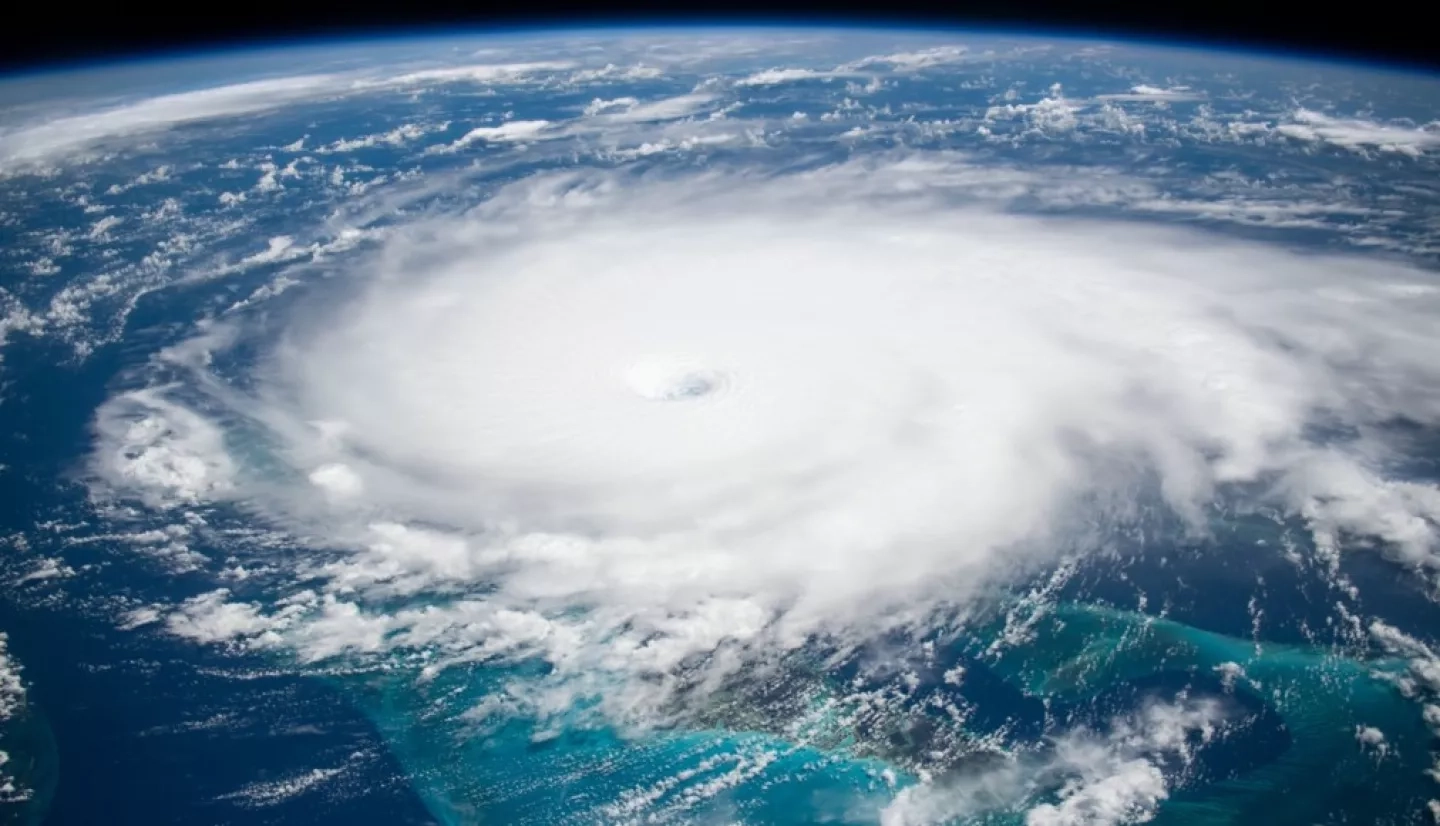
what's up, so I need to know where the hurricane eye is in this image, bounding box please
[624,357,725,402]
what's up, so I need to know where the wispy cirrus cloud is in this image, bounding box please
[0,73,349,169]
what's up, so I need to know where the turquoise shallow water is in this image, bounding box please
[316,596,1434,825]
[987,605,1431,824]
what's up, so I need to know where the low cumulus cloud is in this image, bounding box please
[883,698,1227,826]
[92,154,1440,729]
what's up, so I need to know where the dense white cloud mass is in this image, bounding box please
[92,387,237,507]
[86,156,1440,730]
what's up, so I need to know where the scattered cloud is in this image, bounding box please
[568,63,665,83]
[0,635,27,802]
[882,699,1226,826]
[0,636,24,723]
[317,121,451,153]
[985,84,1087,134]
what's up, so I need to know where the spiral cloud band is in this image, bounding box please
[97,157,1440,705]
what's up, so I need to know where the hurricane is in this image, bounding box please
[3,29,1440,826]
[79,156,1440,819]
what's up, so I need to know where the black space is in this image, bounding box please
[1,2,1436,77]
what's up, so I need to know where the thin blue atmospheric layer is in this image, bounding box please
[0,26,1439,826]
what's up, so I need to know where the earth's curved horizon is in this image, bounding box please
[1,25,1439,826]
